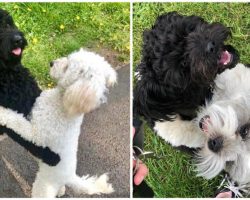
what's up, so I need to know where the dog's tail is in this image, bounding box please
[0,106,33,141]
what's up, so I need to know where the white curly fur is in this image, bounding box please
[0,48,117,197]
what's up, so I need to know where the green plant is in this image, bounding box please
[0,2,130,87]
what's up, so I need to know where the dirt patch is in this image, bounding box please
[86,44,128,70]
[94,47,127,70]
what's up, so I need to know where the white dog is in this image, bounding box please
[0,49,117,197]
[195,63,250,196]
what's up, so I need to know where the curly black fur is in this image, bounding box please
[134,12,239,123]
[0,9,60,166]
[0,9,16,29]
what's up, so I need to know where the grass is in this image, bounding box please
[133,3,250,197]
[0,3,130,88]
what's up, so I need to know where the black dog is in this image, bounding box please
[0,9,60,166]
[134,12,239,149]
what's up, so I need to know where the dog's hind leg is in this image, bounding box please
[154,115,205,148]
[32,179,61,197]
[67,173,114,195]
[32,168,61,197]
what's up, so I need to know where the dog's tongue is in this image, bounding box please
[12,48,22,56]
[219,50,231,65]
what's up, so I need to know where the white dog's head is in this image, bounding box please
[50,48,117,115]
[195,103,250,179]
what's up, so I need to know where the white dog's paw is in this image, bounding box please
[57,186,66,197]
[106,71,117,88]
[95,174,114,194]
[82,174,114,195]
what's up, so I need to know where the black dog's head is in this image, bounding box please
[134,12,239,121]
[141,11,239,87]
[0,8,16,29]
[186,22,238,84]
[0,9,27,65]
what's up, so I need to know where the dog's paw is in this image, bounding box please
[82,174,114,195]
[95,174,114,194]
[57,186,66,197]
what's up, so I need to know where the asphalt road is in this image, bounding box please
[0,65,130,198]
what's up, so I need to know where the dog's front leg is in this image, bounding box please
[67,173,114,195]
[0,106,34,142]
[154,116,205,148]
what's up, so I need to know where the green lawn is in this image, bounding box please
[0,3,130,88]
[133,3,250,197]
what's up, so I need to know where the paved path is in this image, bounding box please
[0,65,130,197]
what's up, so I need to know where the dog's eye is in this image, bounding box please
[187,25,195,32]
[182,61,187,67]
[238,124,250,139]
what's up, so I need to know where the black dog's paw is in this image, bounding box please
[42,147,61,166]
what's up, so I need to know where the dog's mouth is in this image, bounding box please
[199,115,211,133]
[218,50,232,67]
[12,47,22,56]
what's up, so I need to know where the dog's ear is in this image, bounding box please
[209,22,231,40]
[97,57,117,88]
[105,67,117,88]
[63,80,100,116]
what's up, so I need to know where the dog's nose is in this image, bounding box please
[13,34,23,46]
[206,41,215,53]
[208,136,223,153]
[50,61,54,68]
